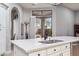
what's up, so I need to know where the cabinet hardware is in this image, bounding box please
[54,49,56,51]
[65,46,68,48]
[38,54,40,56]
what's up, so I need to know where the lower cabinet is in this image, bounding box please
[29,43,70,56]
[14,45,28,56]
[62,48,70,56]
[14,43,70,56]
[29,50,46,56]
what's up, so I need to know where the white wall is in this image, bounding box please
[56,6,75,36]
[5,3,32,51]
[21,5,75,38]
[5,3,23,51]
[0,6,7,55]
[75,11,79,24]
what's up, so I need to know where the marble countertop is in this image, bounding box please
[11,36,79,53]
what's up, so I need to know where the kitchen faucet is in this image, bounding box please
[44,26,48,40]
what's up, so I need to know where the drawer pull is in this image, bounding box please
[65,46,68,48]
[38,54,40,56]
[54,49,56,51]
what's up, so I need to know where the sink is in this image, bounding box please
[39,40,63,44]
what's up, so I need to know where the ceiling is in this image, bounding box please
[19,3,79,11]
[63,3,79,11]
[19,3,52,10]
[32,10,52,17]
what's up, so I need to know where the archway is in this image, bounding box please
[11,7,20,50]
[11,7,19,40]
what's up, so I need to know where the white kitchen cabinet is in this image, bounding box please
[46,45,62,56]
[13,42,70,56]
[47,48,54,55]
[61,43,70,50]
[63,50,70,56]
[0,6,7,55]
[48,52,62,56]
[61,44,70,56]
[53,46,61,53]
[29,50,47,56]
[29,51,39,56]
[29,43,70,56]
[47,43,70,56]
[14,45,27,56]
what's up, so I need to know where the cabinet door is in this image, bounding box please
[61,43,70,50]
[29,51,38,56]
[29,50,46,56]
[47,48,54,55]
[62,48,70,56]
[48,53,59,56]
[53,46,62,53]
[0,7,7,55]
[53,52,62,56]
[14,45,27,56]
[61,43,70,56]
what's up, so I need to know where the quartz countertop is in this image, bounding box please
[11,36,79,53]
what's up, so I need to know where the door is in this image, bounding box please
[0,6,7,55]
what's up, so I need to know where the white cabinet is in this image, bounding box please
[13,43,70,56]
[29,50,46,56]
[28,43,70,56]
[61,43,70,56]
[14,45,27,56]
[0,6,7,55]
[63,48,70,56]
[47,47,54,55]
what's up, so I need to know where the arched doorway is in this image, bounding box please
[11,7,20,50]
[11,7,19,40]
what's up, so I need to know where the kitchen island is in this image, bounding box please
[11,36,79,56]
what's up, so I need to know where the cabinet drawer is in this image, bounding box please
[29,50,46,56]
[39,50,46,56]
[62,48,70,56]
[53,46,61,53]
[29,52,38,56]
[61,43,70,50]
[52,51,63,56]
[63,50,70,56]
[47,48,54,55]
